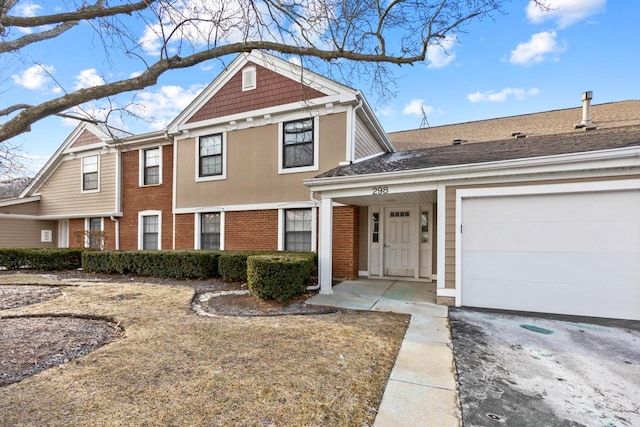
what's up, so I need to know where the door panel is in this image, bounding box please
[384,208,416,276]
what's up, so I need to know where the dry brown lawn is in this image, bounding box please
[0,273,408,427]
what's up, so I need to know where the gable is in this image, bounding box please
[71,129,103,148]
[186,62,328,124]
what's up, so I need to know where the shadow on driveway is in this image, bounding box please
[450,308,640,427]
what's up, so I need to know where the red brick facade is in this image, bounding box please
[224,210,279,251]
[119,145,174,250]
[175,214,195,250]
[332,206,360,279]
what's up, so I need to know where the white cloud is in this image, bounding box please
[526,0,606,29]
[403,99,434,117]
[11,64,55,90]
[74,69,106,90]
[14,2,42,16]
[376,105,394,117]
[510,31,565,66]
[467,88,540,103]
[128,84,205,129]
[426,34,457,69]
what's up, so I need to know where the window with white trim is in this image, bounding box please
[282,118,314,169]
[242,66,256,91]
[82,155,99,191]
[142,147,160,185]
[284,209,312,252]
[200,212,221,250]
[198,133,223,177]
[86,217,104,249]
[141,214,159,250]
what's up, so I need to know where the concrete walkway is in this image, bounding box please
[306,279,460,427]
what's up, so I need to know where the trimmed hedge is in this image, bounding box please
[0,248,83,271]
[247,254,316,303]
[82,250,222,279]
[219,251,316,282]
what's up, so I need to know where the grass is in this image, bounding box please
[0,274,409,426]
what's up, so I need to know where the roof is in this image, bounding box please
[316,124,640,178]
[388,100,640,151]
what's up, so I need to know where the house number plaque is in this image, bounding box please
[372,186,389,195]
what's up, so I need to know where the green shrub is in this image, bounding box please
[0,248,82,271]
[82,250,221,279]
[247,255,315,303]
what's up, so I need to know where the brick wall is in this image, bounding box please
[120,145,174,250]
[175,214,195,250]
[332,206,360,279]
[225,210,278,250]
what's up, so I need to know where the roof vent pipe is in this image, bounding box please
[581,91,593,126]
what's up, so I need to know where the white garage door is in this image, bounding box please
[461,190,640,320]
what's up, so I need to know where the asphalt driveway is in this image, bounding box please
[449,308,640,427]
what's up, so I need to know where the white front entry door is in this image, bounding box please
[384,207,417,277]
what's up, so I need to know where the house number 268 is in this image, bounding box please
[372,186,389,195]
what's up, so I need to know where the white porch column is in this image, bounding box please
[318,196,333,294]
[437,182,446,291]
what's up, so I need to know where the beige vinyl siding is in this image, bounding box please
[37,153,117,216]
[354,117,384,160]
[176,113,347,209]
[0,218,57,248]
[444,174,640,290]
[0,200,40,215]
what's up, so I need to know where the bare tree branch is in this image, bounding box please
[0,0,529,144]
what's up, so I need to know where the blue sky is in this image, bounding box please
[4,0,639,175]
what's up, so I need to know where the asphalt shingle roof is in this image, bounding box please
[317,125,640,178]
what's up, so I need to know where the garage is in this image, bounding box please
[459,184,640,320]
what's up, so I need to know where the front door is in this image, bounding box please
[384,207,416,276]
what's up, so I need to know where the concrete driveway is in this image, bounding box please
[450,308,640,427]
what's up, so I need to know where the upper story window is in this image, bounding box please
[198,133,224,178]
[142,147,160,185]
[282,118,315,171]
[242,66,256,91]
[82,155,99,192]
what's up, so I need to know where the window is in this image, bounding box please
[87,217,103,249]
[143,148,160,185]
[82,155,98,191]
[284,209,312,252]
[282,118,314,169]
[199,134,223,177]
[200,213,221,250]
[372,212,380,243]
[242,66,256,91]
[421,211,430,244]
[142,215,159,250]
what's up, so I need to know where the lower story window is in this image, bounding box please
[142,215,159,250]
[201,213,221,250]
[284,209,312,252]
[87,217,103,249]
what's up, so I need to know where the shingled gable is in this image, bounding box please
[168,50,362,133]
[70,128,103,148]
[186,61,328,123]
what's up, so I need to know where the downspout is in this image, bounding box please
[349,97,364,163]
[110,216,120,250]
[306,190,322,291]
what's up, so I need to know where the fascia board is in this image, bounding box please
[0,195,41,207]
[174,95,345,133]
